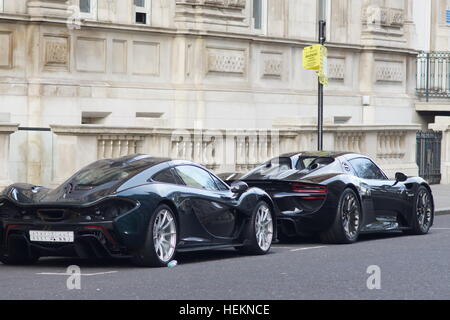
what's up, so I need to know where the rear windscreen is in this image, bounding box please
[242,156,339,180]
[298,157,335,170]
[70,159,159,187]
[241,157,293,180]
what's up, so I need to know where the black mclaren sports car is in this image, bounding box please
[232,152,434,244]
[0,155,275,267]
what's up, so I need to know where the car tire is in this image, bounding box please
[237,201,274,255]
[132,205,178,268]
[0,251,39,266]
[404,186,434,235]
[320,188,362,244]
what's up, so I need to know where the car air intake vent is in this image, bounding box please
[37,209,68,221]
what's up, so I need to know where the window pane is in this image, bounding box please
[349,158,386,180]
[134,0,145,8]
[71,160,155,187]
[175,166,219,191]
[242,157,292,180]
[253,0,262,29]
[135,12,147,24]
[153,169,176,185]
[80,0,91,13]
[297,157,319,170]
[212,175,229,191]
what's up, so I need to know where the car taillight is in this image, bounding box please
[291,183,327,199]
[84,199,138,220]
[4,225,19,243]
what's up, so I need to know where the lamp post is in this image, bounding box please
[317,0,327,151]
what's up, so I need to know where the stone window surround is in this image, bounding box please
[74,0,152,25]
[133,0,151,25]
[78,0,98,20]
[251,0,268,35]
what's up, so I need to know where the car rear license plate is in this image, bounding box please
[29,231,74,243]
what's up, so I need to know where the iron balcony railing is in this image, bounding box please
[416,51,450,101]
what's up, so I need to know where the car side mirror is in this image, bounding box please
[231,181,249,194]
[395,172,408,182]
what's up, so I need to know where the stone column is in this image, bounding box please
[0,124,19,189]
[51,125,98,186]
[26,83,44,185]
[359,50,376,125]
[23,1,70,185]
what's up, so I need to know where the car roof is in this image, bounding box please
[102,154,172,168]
[279,151,360,159]
[96,155,215,175]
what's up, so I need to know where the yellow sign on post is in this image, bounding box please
[302,44,322,70]
[302,44,328,86]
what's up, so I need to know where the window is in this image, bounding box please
[175,166,220,191]
[152,169,177,185]
[252,0,267,33]
[211,175,230,191]
[349,158,387,180]
[79,0,97,20]
[296,157,320,170]
[79,0,90,13]
[71,161,151,187]
[134,0,151,25]
[241,157,292,180]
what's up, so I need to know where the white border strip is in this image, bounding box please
[290,246,327,252]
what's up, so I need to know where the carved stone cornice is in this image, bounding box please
[361,5,407,47]
[361,5,405,39]
[0,124,19,134]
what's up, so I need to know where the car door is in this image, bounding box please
[348,158,405,224]
[173,165,237,240]
[339,157,376,228]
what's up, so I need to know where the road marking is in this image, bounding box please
[272,246,297,249]
[290,246,327,252]
[36,271,118,277]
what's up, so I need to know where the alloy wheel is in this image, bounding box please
[153,209,177,263]
[341,193,360,240]
[255,204,273,251]
[417,189,432,232]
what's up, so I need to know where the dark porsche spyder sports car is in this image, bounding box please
[0,155,275,267]
[232,152,434,244]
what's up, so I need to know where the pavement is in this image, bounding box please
[0,215,449,300]
[430,184,450,215]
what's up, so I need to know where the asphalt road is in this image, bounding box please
[0,215,449,300]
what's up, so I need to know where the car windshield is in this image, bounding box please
[70,160,152,187]
[241,157,292,180]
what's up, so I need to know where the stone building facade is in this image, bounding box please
[0,0,449,187]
